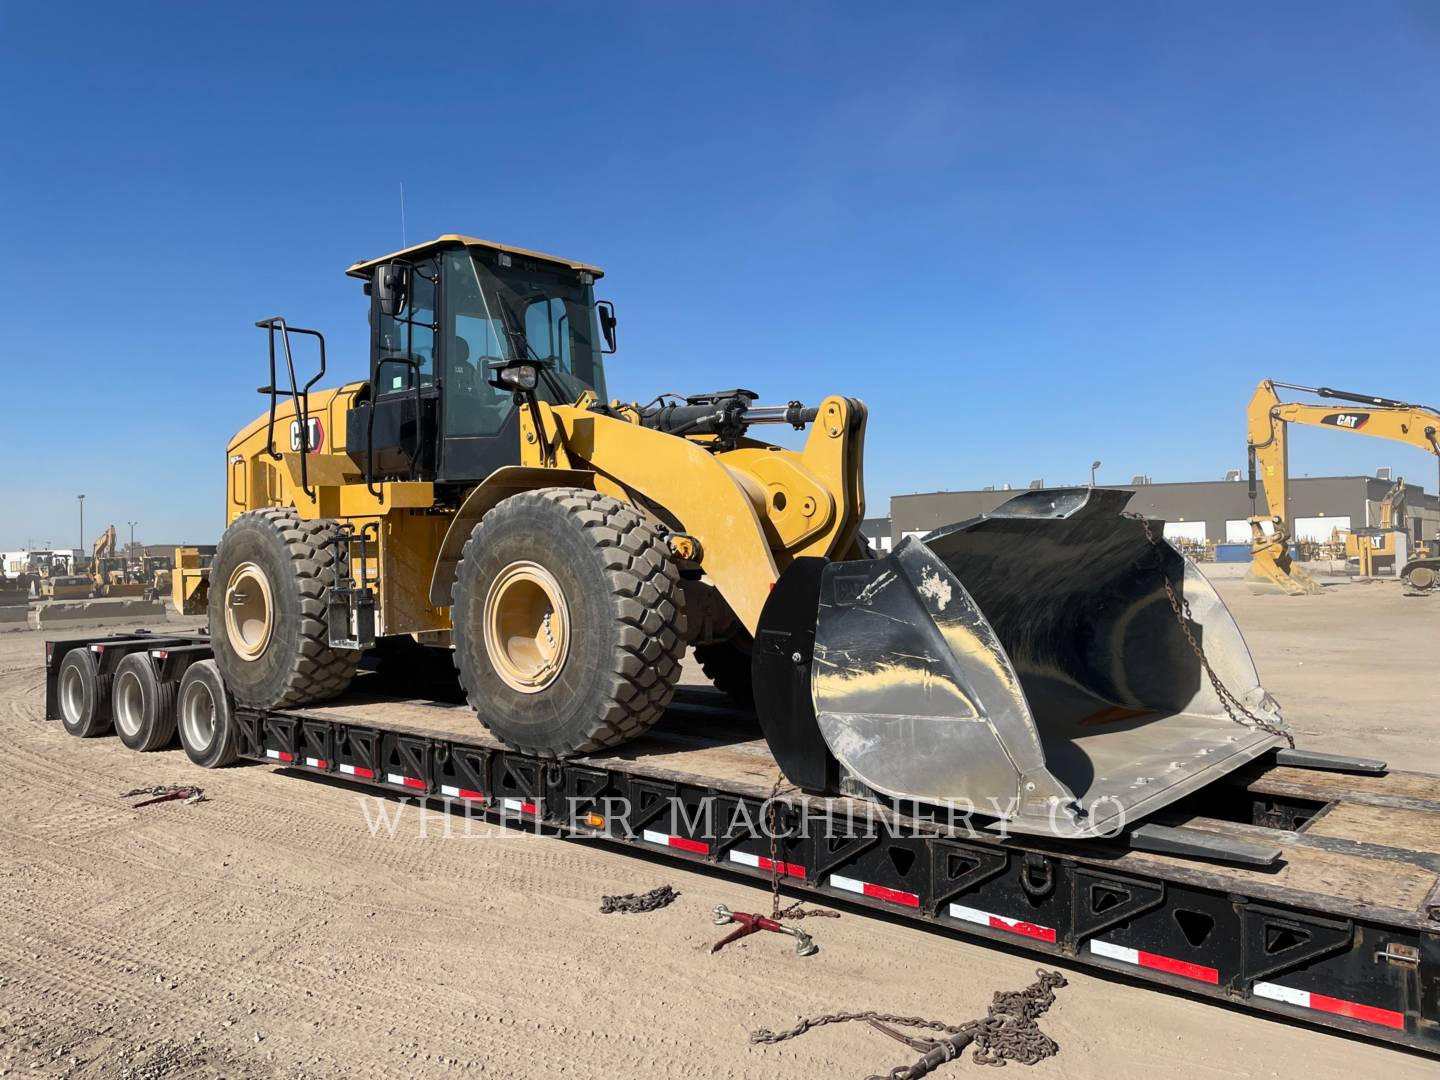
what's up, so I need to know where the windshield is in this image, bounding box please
[444,250,608,408]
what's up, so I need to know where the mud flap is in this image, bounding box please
[801,488,1289,839]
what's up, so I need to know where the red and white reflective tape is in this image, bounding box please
[948,903,1056,943]
[1089,938,1218,984]
[829,873,920,909]
[728,849,804,879]
[641,829,710,855]
[1253,981,1404,1030]
[501,797,537,815]
[439,784,485,801]
[338,763,375,780]
[304,757,328,769]
[264,748,294,763]
[386,772,426,791]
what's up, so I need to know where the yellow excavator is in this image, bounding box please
[1246,379,1440,593]
[200,233,1294,839]
[89,525,147,598]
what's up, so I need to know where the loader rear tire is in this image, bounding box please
[451,488,686,757]
[693,638,755,710]
[208,508,359,708]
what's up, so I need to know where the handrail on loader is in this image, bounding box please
[255,317,328,501]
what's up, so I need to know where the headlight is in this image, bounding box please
[499,364,538,390]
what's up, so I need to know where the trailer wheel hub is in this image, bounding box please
[484,561,570,693]
[224,561,275,662]
[180,677,216,751]
[59,662,85,724]
[114,669,144,738]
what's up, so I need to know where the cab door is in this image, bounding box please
[436,250,522,483]
[362,256,441,480]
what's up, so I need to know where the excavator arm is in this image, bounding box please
[1245,379,1440,593]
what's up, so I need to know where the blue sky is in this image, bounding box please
[3,2,1439,548]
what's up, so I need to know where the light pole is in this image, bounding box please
[127,521,139,560]
[1090,460,1101,487]
[77,495,85,559]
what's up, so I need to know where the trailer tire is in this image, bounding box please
[208,507,359,708]
[693,637,755,709]
[56,648,112,738]
[177,660,240,768]
[112,653,178,752]
[452,488,686,757]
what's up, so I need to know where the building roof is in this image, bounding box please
[345,235,605,280]
[893,475,1426,500]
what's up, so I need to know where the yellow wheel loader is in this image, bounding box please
[212,234,1289,838]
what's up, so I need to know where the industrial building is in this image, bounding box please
[889,474,1440,548]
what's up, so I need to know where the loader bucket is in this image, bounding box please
[808,488,1287,838]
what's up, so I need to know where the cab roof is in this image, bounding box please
[345,234,604,280]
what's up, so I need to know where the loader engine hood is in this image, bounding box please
[805,488,1286,838]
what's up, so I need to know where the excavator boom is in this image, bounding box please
[1246,379,1440,593]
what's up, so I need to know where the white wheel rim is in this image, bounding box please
[224,561,275,662]
[181,679,216,751]
[60,664,86,724]
[483,561,571,693]
[114,670,144,738]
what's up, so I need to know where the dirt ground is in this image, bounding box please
[1,577,1437,1079]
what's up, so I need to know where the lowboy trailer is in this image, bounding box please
[44,630,1440,1055]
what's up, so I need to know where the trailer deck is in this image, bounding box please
[43,632,1440,1055]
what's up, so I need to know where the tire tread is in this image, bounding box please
[452,488,687,757]
[214,508,358,707]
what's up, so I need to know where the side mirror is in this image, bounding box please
[596,300,617,354]
[373,262,410,318]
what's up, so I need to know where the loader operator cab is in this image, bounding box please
[348,236,614,487]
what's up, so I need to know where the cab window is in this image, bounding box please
[443,251,520,437]
[375,259,436,391]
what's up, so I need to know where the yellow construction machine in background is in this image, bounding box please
[170,546,214,614]
[1343,479,1409,577]
[88,525,147,597]
[1246,379,1440,593]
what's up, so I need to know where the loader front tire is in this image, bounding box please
[452,488,686,757]
[208,508,359,708]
